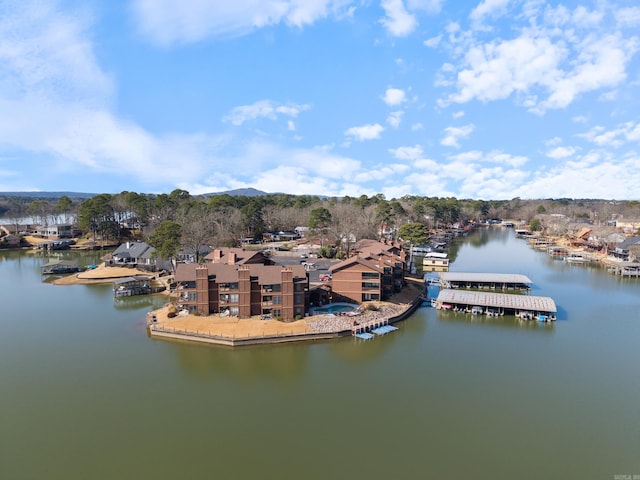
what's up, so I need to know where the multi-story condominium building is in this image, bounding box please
[174,262,308,321]
[329,239,407,303]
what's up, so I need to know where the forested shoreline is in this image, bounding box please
[2,191,639,257]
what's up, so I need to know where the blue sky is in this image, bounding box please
[1,0,639,199]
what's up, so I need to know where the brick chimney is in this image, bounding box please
[213,249,222,261]
[229,252,237,265]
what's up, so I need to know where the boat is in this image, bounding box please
[565,252,589,264]
[471,306,483,315]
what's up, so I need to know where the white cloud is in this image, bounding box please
[441,124,474,148]
[382,87,407,106]
[344,123,384,141]
[424,35,442,48]
[224,100,311,126]
[615,7,640,28]
[469,0,510,23]
[380,0,417,37]
[354,163,410,182]
[411,122,424,131]
[547,146,576,159]
[389,145,423,160]
[440,4,640,114]
[452,110,464,118]
[580,122,640,147]
[0,1,113,103]
[131,0,355,45]
[386,111,404,128]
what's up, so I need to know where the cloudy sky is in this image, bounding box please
[1,0,639,199]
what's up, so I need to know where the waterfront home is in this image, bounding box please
[422,252,449,272]
[108,241,171,272]
[34,223,73,239]
[176,245,211,264]
[174,263,308,320]
[609,235,640,262]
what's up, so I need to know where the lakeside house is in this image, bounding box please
[34,223,74,239]
[609,235,640,262]
[108,241,171,272]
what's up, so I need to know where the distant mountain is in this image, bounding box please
[202,188,268,197]
[0,191,95,199]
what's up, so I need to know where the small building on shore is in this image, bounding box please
[422,252,449,272]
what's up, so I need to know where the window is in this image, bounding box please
[363,293,379,301]
[229,307,239,316]
[188,292,197,301]
[294,295,302,305]
[273,296,281,305]
[230,294,239,303]
[294,283,304,292]
[362,272,378,279]
[362,282,379,289]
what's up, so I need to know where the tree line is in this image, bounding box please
[2,191,639,260]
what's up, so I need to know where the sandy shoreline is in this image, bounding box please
[52,263,158,285]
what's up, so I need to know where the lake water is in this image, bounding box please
[1,228,639,480]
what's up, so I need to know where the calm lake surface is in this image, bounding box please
[1,228,639,479]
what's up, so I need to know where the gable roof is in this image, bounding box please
[204,247,269,265]
[329,255,384,274]
[113,241,153,259]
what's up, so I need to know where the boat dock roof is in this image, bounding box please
[436,289,556,313]
[440,272,533,284]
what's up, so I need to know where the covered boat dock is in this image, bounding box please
[439,272,532,291]
[41,260,80,275]
[607,262,640,277]
[113,275,164,297]
[435,289,556,321]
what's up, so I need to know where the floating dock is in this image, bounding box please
[435,289,556,321]
[354,332,375,340]
[371,325,399,335]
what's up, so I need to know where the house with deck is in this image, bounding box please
[108,241,171,272]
